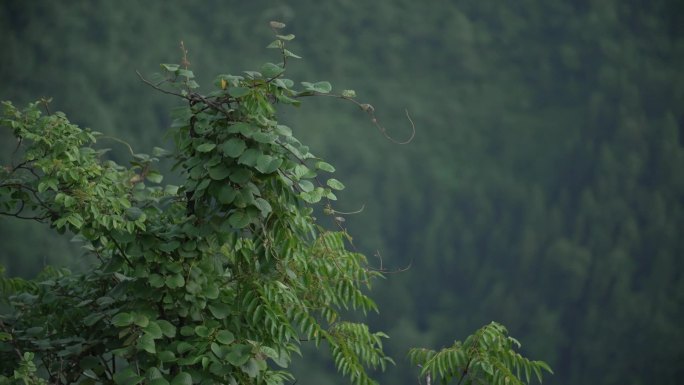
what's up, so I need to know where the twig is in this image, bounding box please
[368,250,412,274]
[180,41,191,70]
[110,238,135,269]
[367,107,415,145]
[98,136,136,156]
[136,71,186,98]
[456,357,473,385]
[40,97,52,115]
[296,92,416,144]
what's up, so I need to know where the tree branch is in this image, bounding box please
[136,70,187,98]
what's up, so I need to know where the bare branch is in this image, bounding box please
[296,92,416,144]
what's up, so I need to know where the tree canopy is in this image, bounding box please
[0,24,549,385]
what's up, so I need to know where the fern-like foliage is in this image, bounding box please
[408,322,552,385]
[326,322,394,385]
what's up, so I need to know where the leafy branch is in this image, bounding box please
[0,22,548,385]
[409,322,552,385]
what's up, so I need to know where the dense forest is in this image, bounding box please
[1,1,683,385]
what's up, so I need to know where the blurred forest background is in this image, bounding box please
[1,1,683,384]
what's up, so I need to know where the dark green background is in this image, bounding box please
[1,1,683,384]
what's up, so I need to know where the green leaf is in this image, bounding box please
[211,342,226,359]
[276,94,299,106]
[238,149,260,167]
[533,365,543,383]
[202,284,220,299]
[216,330,235,345]
[243,71,262,79]
[314,81,332,93]
[229,210,252,229]
[283,49,302,59]
[111,312,133,327]
[170,373,192,385]
[481,361,493,375]
[146,171,163,183]
[326,178,345,190]
[266,40,283,49]
[125,207,143,221]
[261,62,285,78]
[275,78,294,88]
[177,355,202,366]
[300,190,323,204]
[537,361,554,374]
[79,356,100,370]
[226,344,251,366]
[166,262,183,274]
[208,164,231,180]
[253,198,272,217]
[160,64,180,72]
[66,214,84,229]
[315,161,335,172]
[218,185,238,204]
[113,368,143,385]
[222,138,247,158]
[293,164,315,179]
[275,125,292,136]
[235,187,256,207]
[228,87,251,98]
[165,274,185,288]
[252,132,276,143]
[145,321,163,339]
[341,89,357,98]
[194,325,210,337]
[302,81,332,94]
[237,123,259,137]
[276,34,295,41]
[103,256,125,273]
[196,143,216,153]
[149,379,170,385]
[83,313,106,326]
[176,342,193,354]
[146,367,163,381]
[157,320,177,338]
[159,240,180,252]
[209,362,231,376]
[241,358,261,378]
[229,167,253,184]
[164,185,179,195]
[256,154,282,174]
[226,122,250,134]
[138,333,156,353]
[178,69,194,79]
[152,146,170,156]
[134,314,149,327]
[208,303,231,319]
[298,180,314,192]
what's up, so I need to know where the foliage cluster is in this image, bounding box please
[408,323,551,385]
[0,26,549,385]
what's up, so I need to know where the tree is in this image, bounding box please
[0,24,549,385]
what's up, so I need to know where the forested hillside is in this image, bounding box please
[1,1,683,384]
